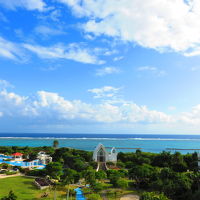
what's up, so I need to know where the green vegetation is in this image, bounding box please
[0,176,75,200]
[0,145,199,200]
[1,190,17,200]
[140,192,169,200]
[53,140,59,149]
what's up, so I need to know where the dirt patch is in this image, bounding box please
[120,194,140,200]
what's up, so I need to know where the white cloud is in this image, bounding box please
[0,0,46,11]
[59,0,200,55]
[0,88,173,124]
[96,66,121,76]
[179,105,200,125]
[0,80,14,89]
[34,25,66,37]
[23,43,105,64]
[113,56,124,62]
[137,66,166,77]
[0,90,36,117]
[0,36,26,61]
[168,106,176,111]
[5,86,200,128]
[88,86,121,99]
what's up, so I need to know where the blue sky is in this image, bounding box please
[1,0,200,134]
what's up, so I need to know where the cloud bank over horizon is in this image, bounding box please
[0,80,200,133]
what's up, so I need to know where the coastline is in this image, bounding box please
[0,133,200,153]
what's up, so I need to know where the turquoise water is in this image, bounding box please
[0,133,200,153]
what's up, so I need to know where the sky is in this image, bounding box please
[1,0,200,134]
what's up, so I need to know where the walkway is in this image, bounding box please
[120,194,140,200]
[74,187,86,200]
[0,173,23,179]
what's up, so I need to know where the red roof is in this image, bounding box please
[12,152,23,156]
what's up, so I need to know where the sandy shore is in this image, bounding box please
[120,194,140,200]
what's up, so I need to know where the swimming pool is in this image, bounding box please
[0,155,45,169]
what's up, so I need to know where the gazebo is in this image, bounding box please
[12,152,23,160]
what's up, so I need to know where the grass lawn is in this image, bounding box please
[0,176,72,200]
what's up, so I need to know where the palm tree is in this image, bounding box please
[53,140,59,149]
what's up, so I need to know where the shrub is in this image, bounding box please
[86,193,101,200]
[140,192,169,200]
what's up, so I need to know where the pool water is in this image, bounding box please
[0,155,45,169]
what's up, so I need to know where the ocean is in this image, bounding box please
[0,133,200,153]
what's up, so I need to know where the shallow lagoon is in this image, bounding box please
[0,133,200,153]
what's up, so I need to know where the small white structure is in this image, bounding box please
[12,153,23,160]
[37,151,52,165]
[93,143,118,163]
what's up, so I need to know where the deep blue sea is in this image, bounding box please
[0,133,200,153]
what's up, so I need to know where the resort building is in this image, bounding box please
[37,151,52,165]
[12,152,23,160]
[93,143,118,163]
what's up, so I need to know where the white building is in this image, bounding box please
[93,143,118,163]
[37,151,52,165]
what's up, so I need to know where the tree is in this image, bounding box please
[95,170,107,182]
[92,182,104,193]
[45,162,63,179]
[116,178,129,189]
[53,140,59,149]
[107,170,122,187]
[62,168,79,184]
[140,192,169,200]
[128,164,157,188]
[82,169,96,185]
[1,190,17,200]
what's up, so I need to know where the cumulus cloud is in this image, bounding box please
[96,66,121,76]
[23,43,105,64]
[59,0,200,55]
[2,82,200,128]
[0,88,173,124]
[0,90,36,117]
[0,0,46,11]
[179,105,200,125]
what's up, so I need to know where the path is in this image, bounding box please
[120,194,140,200]
[101,190,108,200]
[0,173,23,179]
